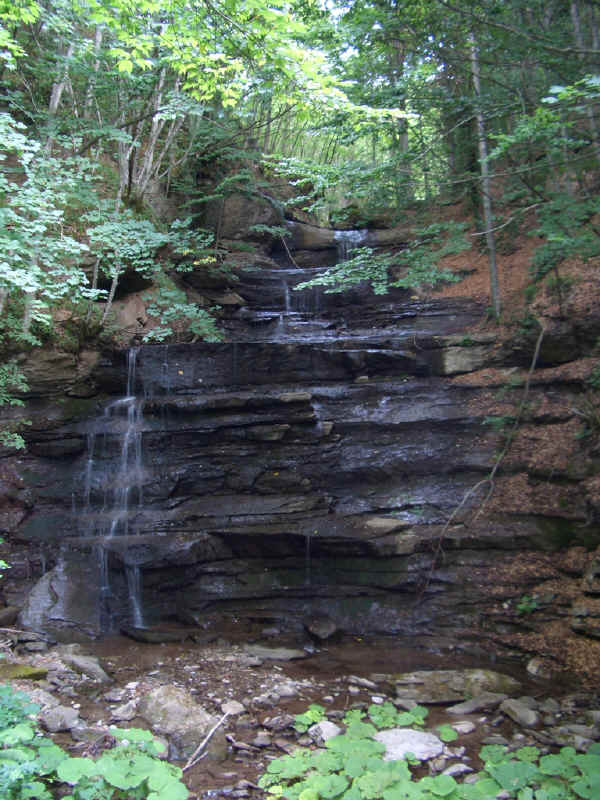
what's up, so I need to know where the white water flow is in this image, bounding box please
[83,347,146,628]
[126,565,144,628]
[334,228,367,262]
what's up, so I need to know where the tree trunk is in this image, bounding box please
[46,42,75,153]
[84,27,103,120]
[470,33,500,317]
[570,0,600,164]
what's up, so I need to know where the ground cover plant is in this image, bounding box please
[0,684,188,799]
[261,703,600,800]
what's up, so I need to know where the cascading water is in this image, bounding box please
[334,228,367,262]
[77,347,146,630]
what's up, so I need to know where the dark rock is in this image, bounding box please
[121,625,193,643]
[304,614,337,640]
[582,557,600,595]
[0,606,20,626]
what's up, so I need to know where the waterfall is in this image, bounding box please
[126,565,144,629]
[78,346,147,630]
[334,229,367,262]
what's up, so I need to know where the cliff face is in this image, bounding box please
[3,229,600,681]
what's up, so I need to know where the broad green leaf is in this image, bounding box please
[57,756,99,784]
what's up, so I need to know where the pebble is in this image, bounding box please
[222,700,246,715]
[443,763,473,777]
[308,720,342,745]
[452,721,476,735]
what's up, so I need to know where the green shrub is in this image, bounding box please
[0,684,189,799]
[259,703,600,800]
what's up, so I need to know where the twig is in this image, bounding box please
[280,234,299,268]
[183,711,230,772]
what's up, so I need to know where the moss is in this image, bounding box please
[0,663,48,680]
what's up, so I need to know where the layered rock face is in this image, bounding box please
[7,236,600,665]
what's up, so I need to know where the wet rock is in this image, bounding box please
[374,729,444,761]
[137,684,227,761]
[349,676,379,690]
[59,653,111,684]
[21,641,49,652]
[393,670,520,704]
[252,731,272,747]
[308,720,342,745]
[121,625,192,643]
[304,614,337,641]
[443,763,473,777]
[39,704,80,732]
[111,700,138,721]
[263,714,295,731]
[547,727,595,751]
[0,606,20,626]
[19,561,104,640]
[23,688,59,710]
[272,682,298,698]
[222,700,246,715]
[500,699,540,728]
[452,721,476,735]
[446,693,508,715]
[242,644,308,661]
[104,688,126,703]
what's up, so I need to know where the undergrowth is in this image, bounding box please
[0,684,188,799]
[260,702,600,800]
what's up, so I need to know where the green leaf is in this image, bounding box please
[437,724,458,743]
[0,722,35,745]
[488,760,540,792]
[429,774,458,796]
[479,744,508,764]
[56,756,99,784]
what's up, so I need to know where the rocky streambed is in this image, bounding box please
[1,624,599,799]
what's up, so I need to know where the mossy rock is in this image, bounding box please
[0,663,48,680]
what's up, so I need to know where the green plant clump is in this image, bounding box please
[0,684,188,799]
[259,703,600,800]
[516,594,539,615]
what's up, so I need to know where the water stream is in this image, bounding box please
[78,347,146,630]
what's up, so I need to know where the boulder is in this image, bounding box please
[374,729,444,761]
[56,653,111,684]
[304,614,337,640]
[242,644,308,661]
[20,561,104,641]
[137,684,227,761]
[499,698,541,728]
[39,705,80,732]
[309,720,342,745]
[393,670,521,704]
[447,693,508,714]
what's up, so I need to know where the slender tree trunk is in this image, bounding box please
[571,0,600,164]
[101,269,121,324]
[84,27,104,120]
[134,67,167,198]
[46,42,75,153]
[470,33,500,317]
